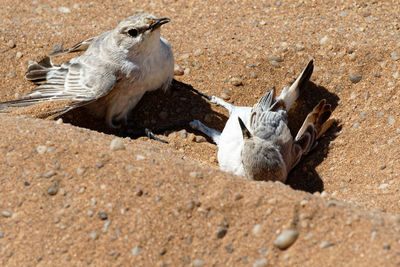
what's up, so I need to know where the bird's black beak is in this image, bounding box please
[238,117,252,139]
[150,17,170,31]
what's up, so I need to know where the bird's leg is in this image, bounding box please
[189,120,221,145]
[172,79,234,114]
[171,79,212,100]
[120,120,168,144]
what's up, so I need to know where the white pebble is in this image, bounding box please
[320,36,329,45]
[58,7,71,13]
[110,138,125,151]
[273,229,299,250]
[36,145,47,154]
[136,155,145,161]
[2,211,11,218]
[252,224,262,236]
[131,247,142,256]
[252,258,268,267]
[193,259,205,267]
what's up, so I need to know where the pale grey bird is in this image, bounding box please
[190,60,334,182]
[0,14,174,141]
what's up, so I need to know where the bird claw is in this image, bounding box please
[144,128,168,144]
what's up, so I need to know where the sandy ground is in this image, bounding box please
[1,0,400,266]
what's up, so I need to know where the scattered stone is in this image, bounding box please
[47,187,58,195]
[220,92,230,100]
[230,77,243,86]
[193,259,205,267]
[43,170,56,178]
[273,229,299,250]
[0,232,3,238]
[184,68,190,75]
[131,247,142,256]
[320,241,334,248]
[90,231,98,240]
[378,183,389,189]
[270,60,280,68]
[2,211,11,218]
[388,116,395,126]
[98,211,108,220]
[349,74,362,84]
[159,249,167,255]
[391,52,400,61]
[193,48,203,56]
[194,136,206,143]
[8,40,15,48]
[178,129,187,138]
[252,224,262,236]
[252,258,268,267]
[16,52,22,59]
[110,138,125,151]
[216,228,228,239]
[225,244,233,253]
[36,145,47,154]
[267,55,283,62]
[58,7,71,13]
[174,64,184,75]
[320,35,329,45]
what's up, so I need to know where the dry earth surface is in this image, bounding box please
[1,0,400,266]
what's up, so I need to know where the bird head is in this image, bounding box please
[238,117,287,182]
[115,14,170,53]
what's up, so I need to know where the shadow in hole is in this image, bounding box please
[61,80,228,139]
[285,81,340,193]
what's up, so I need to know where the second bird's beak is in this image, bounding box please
[238,117,252,139]
[150,17,170,31]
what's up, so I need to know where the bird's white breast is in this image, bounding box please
[217,106,252,177]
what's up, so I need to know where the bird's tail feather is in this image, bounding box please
[294,99,333,155]
[272,59,314,111]
[25,56,57,84]
[48,37,94,57]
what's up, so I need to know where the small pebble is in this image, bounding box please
[90,231,98,240]
[320,36,329,45]
[47,187,58,195]
[131,247,142,256]
[221,92,230,100]
[110,138,125,151]
[194,136,206,143]
[267,55,283,62]
[270,60,280,68]
[273,229,299,250]
[391,52,400,61]
[178,129,187,138]
[216,228,228,239]
[252,258,268,267]
[58,7,71,13]
[8,40,15,48]
[193,259,205,267]
[16,52,22,59]
[230,77,243,86]
[43,170,56,178]
[98,211,108,220]
[252,224,262,236]
[174,64,184,76]
[388,116,395,126]
[2,211,11,218]
[320,241,334,248]
[37,145,47,154]
[349,74,362,84]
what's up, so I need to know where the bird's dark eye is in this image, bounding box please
[127,29,138,37]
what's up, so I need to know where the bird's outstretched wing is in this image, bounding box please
[249,89,290,141]
[48,37,95,57]
[0,56,117,117]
